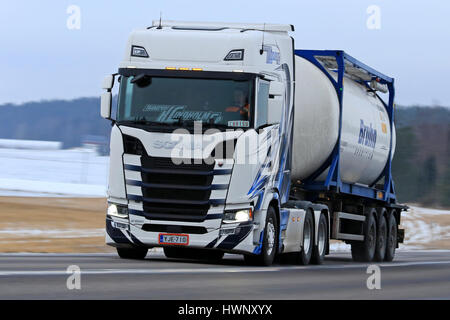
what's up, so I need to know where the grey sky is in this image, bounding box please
[0,0,449,106]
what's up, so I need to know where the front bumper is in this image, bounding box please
[106,216,257,253]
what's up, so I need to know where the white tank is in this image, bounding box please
[291,56,396,186]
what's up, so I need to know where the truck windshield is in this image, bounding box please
[116,75,254,129]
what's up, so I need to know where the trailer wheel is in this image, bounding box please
[311,213,327,265]
[116,247,148,260]
[374,211,387,262]
[384,212,398,262]
[244,206,278,266]
[351,209,377,262]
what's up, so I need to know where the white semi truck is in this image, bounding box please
[101,20,406,265]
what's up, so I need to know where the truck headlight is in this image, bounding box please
[223,208,252,223]
[107,203,128,219]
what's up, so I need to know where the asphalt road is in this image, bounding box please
[0,250,449,299]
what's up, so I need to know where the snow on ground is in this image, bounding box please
[400,205,450,250]
[0,147,448,251]
[0,228,105,238]
[0,147,108,197]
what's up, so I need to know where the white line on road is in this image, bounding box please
[1,260,450,277]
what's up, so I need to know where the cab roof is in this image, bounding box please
[150,20,294,33]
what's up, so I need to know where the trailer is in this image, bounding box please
[100,20,406,265]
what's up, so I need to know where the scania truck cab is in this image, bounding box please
[101,20,405,265]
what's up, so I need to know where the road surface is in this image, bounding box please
[0,250,449,299]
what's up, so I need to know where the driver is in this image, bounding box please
[225,89,250,120]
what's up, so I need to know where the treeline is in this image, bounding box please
[392,106,450,207]
[0,99,449,207]
[0,97,112,149]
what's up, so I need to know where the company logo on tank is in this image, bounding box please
[358,120,377,148]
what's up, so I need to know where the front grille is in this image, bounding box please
[142,224,207,234]
[123,134,231,223]
[132,155,216,222]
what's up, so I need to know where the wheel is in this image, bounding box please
[244,206,278,266]
[351,208,377,262]
[116,247,148,260]
[311,213,328,265]
[292,209,314,265]
[374,209,387,262]
[384,211,398,262]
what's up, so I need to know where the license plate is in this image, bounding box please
[158,233,189,245]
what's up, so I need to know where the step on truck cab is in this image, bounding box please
[101,20,406,265]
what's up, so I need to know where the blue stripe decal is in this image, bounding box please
[124,164,141,171]
[253,230,264,254]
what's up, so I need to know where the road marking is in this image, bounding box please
[0,267,280,276]
[0,260,450,277]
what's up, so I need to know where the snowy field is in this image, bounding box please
[0,147,448,251]
[0,147,108,197]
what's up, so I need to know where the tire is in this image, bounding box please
[351,208,377,262]
[116,247,148,260]
[311,213,328,265]
[384,212,398,262]
[244,206,278,266]
[293,210,314,265]
[374,209,387,262]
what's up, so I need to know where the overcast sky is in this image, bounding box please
[0,0,449,106]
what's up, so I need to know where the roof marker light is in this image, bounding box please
[191,68,203,71]
[165,67,176,70]
[178,67,189,71]
[131,45,149,58]
[224,49,244,61]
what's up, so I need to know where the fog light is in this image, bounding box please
[220,228,236,236]
[112,221,129,231]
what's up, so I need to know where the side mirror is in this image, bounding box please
[100,75,115,120]
[102,75,114,90]
[267,97,283,125]
[101,92,112,119]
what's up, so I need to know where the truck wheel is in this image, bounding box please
[293,209,314,265]
[374,211,387,262]
[384,212,398,262]
[244,206,278,266]
[116,247,148,260]
[311,213,327,265]
[351,209,377,262]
